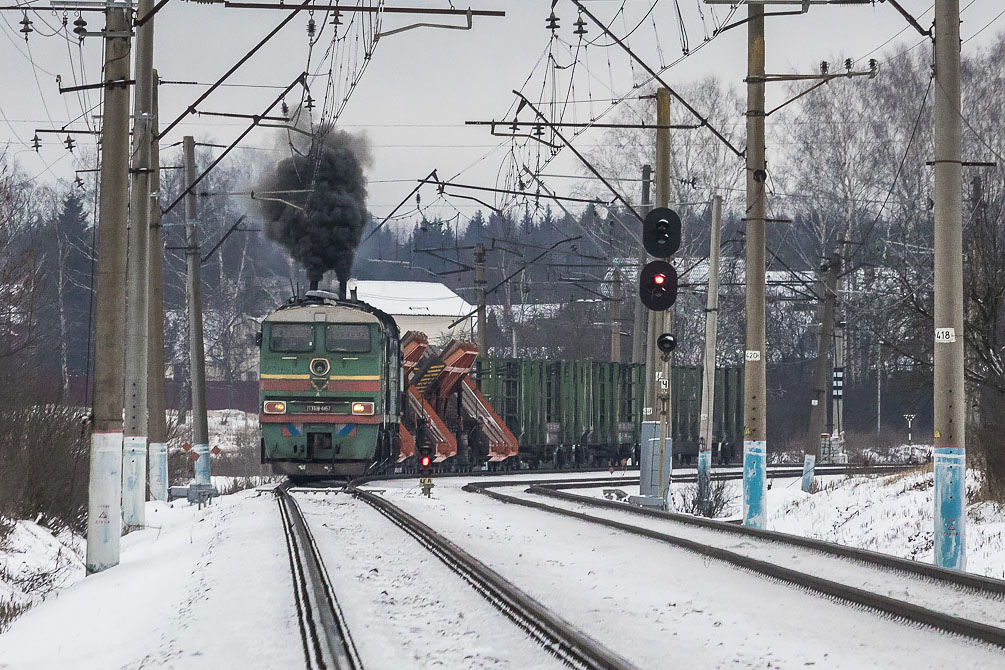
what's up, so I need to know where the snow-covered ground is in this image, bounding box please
[367,476,1005,669]
[293,491,566,669]
[581,467,1005,580]
[0,519,83,631]
[0,489,302,670]
[1,469,1003,669]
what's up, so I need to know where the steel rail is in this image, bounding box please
[349,486,638,670]
[277,485,364,670]
[462,481,1005,648]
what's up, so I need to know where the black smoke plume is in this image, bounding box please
[258,129,371,293]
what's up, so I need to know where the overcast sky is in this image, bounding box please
[2,1,1003,228]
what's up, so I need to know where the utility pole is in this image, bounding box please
[610,269,622,362]
[148,71,168,502]
[932,0,966,572]
[831,318,846,461]
[632,164,652,365]
[184,136,211,485]
[808,252,839,462]
[654,87,673,504]
[474,242,487,357]
[122,0,156,529]
[742,3,768,529]
[697,194,722,512]
[85,5,132,574]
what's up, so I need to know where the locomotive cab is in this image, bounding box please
[259,293,401,479]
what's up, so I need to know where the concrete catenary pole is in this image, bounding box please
[638,99,670,502]
[184,137,211,484]
[697,194,722,511]
[474,242,487,357]
[85,6,132,574]
[808,252,839,462]
[610,269,622,363]
[147,71,169,502]
[654,87,673,504]
[832,317,846,455]
[632,164,652,365]
[122,0,156,528]
[932,0,966,571]
[742,3,768,529]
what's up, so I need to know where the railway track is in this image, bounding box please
[277,484,363,670]
[347,481,638,670]
[462,476,1005,648]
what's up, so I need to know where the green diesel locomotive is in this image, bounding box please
[258,291,402,478]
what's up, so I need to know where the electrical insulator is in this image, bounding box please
[573,15,587,36]
[31,134,41,152]
[74,175,84,189]
[533,124,544,136]
[509,118,519,132]
[868,58,879,79]
[281,101,289,116]
[546,11,559,32]
[64,135,75,152]
[820,61,829,75]
[844,58,853,71]
[19,13,33,41]
[305,94,314,111]
[73,16,87,40]
[306,18,316,38]
[331,10,342,25]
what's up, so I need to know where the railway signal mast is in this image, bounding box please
[634,89,681,510]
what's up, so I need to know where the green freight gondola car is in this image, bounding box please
[476,358,743,466]
[258,292,402,479]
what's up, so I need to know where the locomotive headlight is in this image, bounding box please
[263,401,287,414]
[351,402,374,415]
[309,358,330,376]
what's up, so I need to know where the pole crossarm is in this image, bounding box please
[572,0,744,159]
[200,214,247,263]
[466,120,701,131]
[221,3,505,16]
[880,0,932,37]
[447,236,581,328]
[514,91,643,222]
[162,73,306,215]
[361,169,437,244]
[157,0,313,140]
[420,176,612,206]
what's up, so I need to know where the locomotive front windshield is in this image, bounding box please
[325,324,371,353]
[270,324,314,352]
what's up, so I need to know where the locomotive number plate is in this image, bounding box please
[302,404,335,413]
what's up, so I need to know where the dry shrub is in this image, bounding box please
[676,477,737,518]
[0,405,89,533]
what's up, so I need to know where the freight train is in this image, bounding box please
[258,291,744,478]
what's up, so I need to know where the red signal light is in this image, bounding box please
[653,273,666,286]
[420,455,431,468]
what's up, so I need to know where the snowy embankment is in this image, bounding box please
[0,519,83,631]
[767,467,1005,579]
[0,489,301,670]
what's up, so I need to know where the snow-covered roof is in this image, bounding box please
[346,280,475,318]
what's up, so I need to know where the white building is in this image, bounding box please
[347,280,476,345]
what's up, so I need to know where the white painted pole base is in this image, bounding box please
[800,454,816,493]
[149,442,168,502]
[122,436,147,527]
[193,443,211,485]
[742,440,767,529]
[86,431,123,574]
